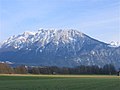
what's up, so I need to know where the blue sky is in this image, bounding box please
[0,0,120,43]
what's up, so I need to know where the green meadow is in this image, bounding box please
[0,75,120,90]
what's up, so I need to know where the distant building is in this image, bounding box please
[52,72,56,75]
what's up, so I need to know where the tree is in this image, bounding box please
[14,65,28,74]
[30,67,40,74]
[103,64,116,75]
[0,63,14,74]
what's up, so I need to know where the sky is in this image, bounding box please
[0,0,120,44]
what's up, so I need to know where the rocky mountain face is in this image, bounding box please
[0,29,120,69]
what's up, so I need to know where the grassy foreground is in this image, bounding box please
[0,74,120,90]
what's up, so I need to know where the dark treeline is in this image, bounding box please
[0,63,117,75]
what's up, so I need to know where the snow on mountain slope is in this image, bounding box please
[108,41,120,47]
[0,29,120,69]
[0,29,85,50]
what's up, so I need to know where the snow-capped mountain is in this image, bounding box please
[0,29,120,69]
[109,41,120,47]
[1,29,84,50]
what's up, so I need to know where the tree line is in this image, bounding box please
[0,63,117,75]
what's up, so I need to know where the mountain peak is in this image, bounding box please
[109,41,120,47]
[0,29,85,50]
[0,29,120,69]
[23,31,36,36]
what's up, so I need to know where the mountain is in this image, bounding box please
[0,29,120,69]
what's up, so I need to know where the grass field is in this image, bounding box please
[0,74,120,90]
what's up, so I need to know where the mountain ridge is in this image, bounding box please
[0,29,120,69]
